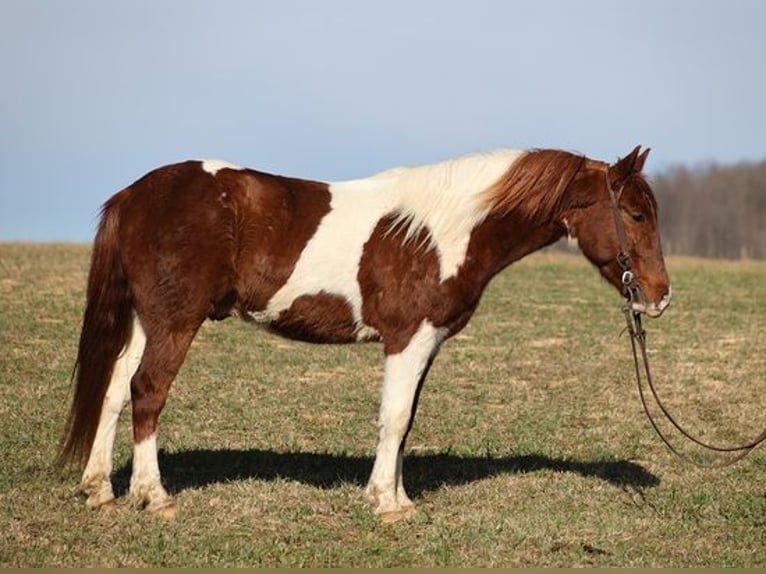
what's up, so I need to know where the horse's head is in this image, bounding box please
[562,146,671,317]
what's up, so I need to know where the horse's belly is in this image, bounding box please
[254,291,380,344]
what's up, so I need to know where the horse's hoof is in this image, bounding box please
[85,493,115,511]
[378,506,416,524]
[98,499,119,513]
[147,501,177,519]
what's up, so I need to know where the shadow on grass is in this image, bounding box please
[114,449,659,498]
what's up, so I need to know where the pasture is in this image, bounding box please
[1,243,763,567]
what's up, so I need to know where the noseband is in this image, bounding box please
[604,167,766,465]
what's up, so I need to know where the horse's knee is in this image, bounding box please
[378,408,411,438]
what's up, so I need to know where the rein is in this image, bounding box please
[605,171,766,467]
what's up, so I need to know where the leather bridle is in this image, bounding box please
[605,167,766,466]
[605,170,644,308]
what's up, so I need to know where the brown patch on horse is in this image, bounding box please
[357,209,540,355]
[112,162,245,443]
[218,168,332,314]
[118,162,240,323]
[269,292,362,343]
[357,209,560,355]
[359,214,443,354]
[481,149,585,223]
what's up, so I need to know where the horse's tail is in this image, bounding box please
[58,190,134,467]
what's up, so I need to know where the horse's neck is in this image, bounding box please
[463,214,566,283]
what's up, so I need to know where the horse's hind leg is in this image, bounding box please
[80,315,146,509]
[127,321,200,516]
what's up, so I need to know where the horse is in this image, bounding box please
[59,145,671,522]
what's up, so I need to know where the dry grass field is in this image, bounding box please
[0,243,763,567]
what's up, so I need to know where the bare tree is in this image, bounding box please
[649,159,766,260]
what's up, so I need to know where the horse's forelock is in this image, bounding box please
[630,172,659,213]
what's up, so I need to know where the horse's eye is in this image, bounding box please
[631,212,647,223]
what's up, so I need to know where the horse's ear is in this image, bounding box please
[611,145,643,181]
[635,147,651,173]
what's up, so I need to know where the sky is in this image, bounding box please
[1,0,764,242]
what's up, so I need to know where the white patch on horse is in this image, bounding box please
[80,315,145,508]
[201,159,243,175]
[258,180,397,334]
[373,149,524,279]
[129,432,172,511]
[355,324,381,342]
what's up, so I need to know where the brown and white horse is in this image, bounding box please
[59,145,671,521]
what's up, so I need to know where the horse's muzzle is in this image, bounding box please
[631,286,672,318]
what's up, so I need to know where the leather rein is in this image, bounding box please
[605,169,766,467]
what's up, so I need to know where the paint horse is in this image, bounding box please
[59,145,671,522]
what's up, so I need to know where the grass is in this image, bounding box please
[0,243,763,567]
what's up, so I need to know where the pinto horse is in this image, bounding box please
[59,145,671,522]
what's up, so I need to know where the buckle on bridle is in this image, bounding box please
[618,251,636,297]
[617,250,631,271]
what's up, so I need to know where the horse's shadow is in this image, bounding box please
[114,448,659,498]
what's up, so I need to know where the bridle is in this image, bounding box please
[604,169,644,306]
[605,167,766,466]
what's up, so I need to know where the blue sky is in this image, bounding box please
[1,0,764,241]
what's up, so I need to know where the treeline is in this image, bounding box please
[651,158,766,260]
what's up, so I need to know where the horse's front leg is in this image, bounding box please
[366,321,444,523]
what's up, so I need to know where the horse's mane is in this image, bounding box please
[364,149,525,247]
[481,149,586,222]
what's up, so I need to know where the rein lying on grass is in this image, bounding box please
[622,308,766,467]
